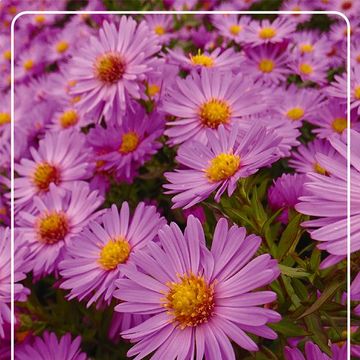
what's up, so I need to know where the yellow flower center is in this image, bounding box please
[259,59,275,73]
[300,43,314,53]
[119,131,140,154]
[70,95,81,104]
[0,112,11,126]
[259,27,276,39]
[356,55,360,64]
[98,237,131,270]
[332,117,347,134]
[299,63,313,75]
[206,153,240,182]
[190,50,214,68]
[354,86,360,100]
[37,212,69,244]
[56,40,69,54]
[3,50,11,61]
[95,52,125,84]
[23,59,34,71]
[199,99,231,128]
[33,163,61,191]
[146,83,160,97]
[8,6,17,15]
[59,110,79,128]
[314,162,328,175]
[164,273,215,329]
[154,25,165,35]
[34,15,46,24]
[229,24,242,35]
[286,107,305,121]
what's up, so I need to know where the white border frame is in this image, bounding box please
[10,9,351,360]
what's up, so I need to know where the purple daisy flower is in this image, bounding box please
[280,1,312,24]
[291,31,331,58]
[166,47,242,72]
[144,14,174,45]
[270,85,327,126]
[284,341,346,360]
[164,124,280,209]
[0,227,30,338]
[115,215,280,359]
[242,43,291,85]
[59,202,165,307]
[268,173,307,224]
[289,139,340,175]
[70,18,161,121]
[244,17,296,46]
[211,14,251,43]
[162,68,266,145]
[15,331,88,360]
[17,183,103,278]
[14,129,92,209]
[296,130,360,267]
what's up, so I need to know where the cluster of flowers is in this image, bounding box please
[0,0,360,358]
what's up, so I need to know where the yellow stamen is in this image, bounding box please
[314,162,328,175]
[23,59,34,71]
[229,24,242,35]
[206,153,240,182]
[119,131,140,154]
[259,27,276,39]
[146,83,160,97]
[299,63,313,75]
[286,107,305,121]
[56,40,69,54]
[259,59,275,73]
[95,52,125,84]
[37,212,68,244]
[199,99,231,128]
[34,15,45,24]
[33,163,60,191]
[190,50,214,68]
[332,117,347,134]
[154,25,165,35]
[59,109,79,128]
[98,237,131,270]
[299,43,314,53]
[164,273,215,329]
[354,86,360,100]
[0,112,11,126]
[3,50,11,61]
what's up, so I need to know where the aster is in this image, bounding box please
[280,1,312,24]
[17,182,103,278]
[0,92,11,138]
[268,173,307,224]
[162,68,266,145]
[289,139,341,175]
[166,47,243,72]
[284,341,346,360]
[14,129,93,209]
[69,18,161,121]
[164,124,280,209]
[242,43,291,85]
[289,54,328,84]
[0,227,30,338]
[15,332,88,360]
[291,31,331,58]
[59,202,165,307]
[95,104,164,182]
[244,17,296,46]
[144,14,174,45]
[115,215,280,359]
[211,15,251,43]
[270,85,327,126]
[296,130,360,267]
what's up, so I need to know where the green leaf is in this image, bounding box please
[304,314,332,355]
[279,264,311,278]
[269,319,311,337]
[298,280,345,319]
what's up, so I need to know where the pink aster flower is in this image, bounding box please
[162,68,266,145]
[284,341,346,360]
[164,124,280,209]
[244,17,296,46]
[211,15,251,43]
[166,47,242,72]
[242,43,291,85]
[289,54,328,84]
[59,202,165,307]
[268,173,307,224]
[308,101,360,138]
[17,183,103,278]
[115,216,280,359]
[109,312,148,342]
[15,331,88,360]
[96,105,164,182]
[0,227,30,338]
[144,14,174,45]
[70,18,161,121]
[296,130,360,267]
[291,31,331,58]
[14,130,92,209]
[326,66,360,114]
[270,85,327,126]
[280,0,312,24]
[289,139,340,175]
